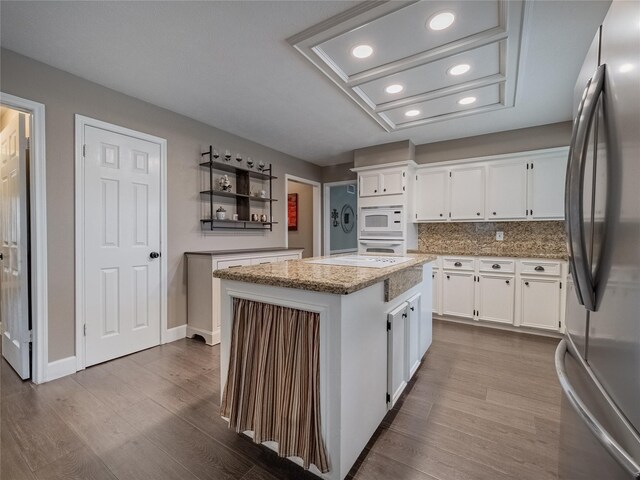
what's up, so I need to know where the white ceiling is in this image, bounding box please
[0,1,610,165]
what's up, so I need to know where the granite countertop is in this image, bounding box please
[185,247,303,256]
[408,249,568,260]
[213,253,437,295]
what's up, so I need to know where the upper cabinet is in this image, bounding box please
[412,147,568,223]
[528,155,568,219]
[358,168,406,197]
[415,169,448,221]
[450,165,485,220]
[486,160,528,220]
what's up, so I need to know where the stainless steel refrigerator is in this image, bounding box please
[557,0,640,478]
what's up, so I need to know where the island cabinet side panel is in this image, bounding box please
[218,279,344,480]
[420,262,434,358]
[339,281,389,476]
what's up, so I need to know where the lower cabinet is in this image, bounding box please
[432,255,566,333]
[520,277,561,330]
[478,274,515,324]
[387,302,407,409]
[406,294,421,379]
[442,271,475,318]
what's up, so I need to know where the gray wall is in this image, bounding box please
[329,185,357,252]
[353,140,415,168]
[1,48,322,362]
[287,180,314,258]
[321,162,356,183]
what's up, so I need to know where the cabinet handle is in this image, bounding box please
[410,306,415,311]
[535,266,545,272]
[402,313,407,318]
[228,264,243,268]
[259,262,272,265]
[525,281,530,286]
[492,264,501,269]
[506,280,510,285]
[454,262,462,267]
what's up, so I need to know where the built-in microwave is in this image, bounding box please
[359,206,404,239]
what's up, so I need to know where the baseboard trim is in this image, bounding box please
[164,325,187,343]
[186,326,219,346]
[433,315,562,339]
[46,356,77,382]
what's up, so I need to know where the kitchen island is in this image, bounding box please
[214,253,435,479]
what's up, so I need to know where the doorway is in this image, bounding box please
[75,116,168,369]
[323,181,358,255]
[0,93,47,384]
[285,175,321,258]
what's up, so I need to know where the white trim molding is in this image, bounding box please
[46,356,77,382]
[285,174,322,257]
[74,115,168,371]
[165,325,188,343]
[0,92,48,384]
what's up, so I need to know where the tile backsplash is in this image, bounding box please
[417,221,568,259]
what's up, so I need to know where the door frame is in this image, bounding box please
[74,115,168,371]
[0,92,48,384]
[322,180,357,256]
[284,174,321,257]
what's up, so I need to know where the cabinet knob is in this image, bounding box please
[410,306,415,311]
[534,266,545,272]
[476,212,481,216]
[446,275,450,279]
[492,212,496,215]
[506,280,510,285]
[383,188,387,192]
[492,264,501,269]
[439,213,443,217]
[525,281,529,286]
[374,189,377,193]
[454,262,462,267]
[402,313,407,318]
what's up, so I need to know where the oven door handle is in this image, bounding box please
[359,240,403,246]
[555,340,640,478]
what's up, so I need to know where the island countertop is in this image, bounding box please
[213,253,437,295]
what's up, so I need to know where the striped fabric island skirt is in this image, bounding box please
[220,297,330,473]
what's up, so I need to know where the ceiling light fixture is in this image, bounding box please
[458,96,477,105]
[405,109,421,117]
[351,44,373,59]
[619,63,634,73]
[385,84,404,94]
[428,11,455,31]
[448,64,470,76]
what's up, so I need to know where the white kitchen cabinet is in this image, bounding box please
[478,274,515,324]
[432,269,441,315]
[486,160,528,220]
[450,165,485,220]
[359,172,381,197]
[186,250,303,345]
[406,294,421,379]
[380,169,405,196]
[528,155,567,219]
[415,169,448,221]
[520,277,561,330]
[387,302,408,408]
[442,271,475,318]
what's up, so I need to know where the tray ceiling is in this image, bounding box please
[289,0,525,131]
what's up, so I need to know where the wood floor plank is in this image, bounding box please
[351,450,439,480]
[1,359,34,399]
[241,465,281,480]
[2,390,84,471]
[1,428,37,480]
[73,368,147,413]
[119,397,253,480]
[33,446,117,480]
[486,387,561,418]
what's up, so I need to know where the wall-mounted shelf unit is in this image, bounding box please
[200,145,277,231]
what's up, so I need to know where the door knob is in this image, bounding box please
[150,251,161,259]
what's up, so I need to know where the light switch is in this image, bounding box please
[496,231,504,241]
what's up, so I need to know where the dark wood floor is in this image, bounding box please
[1,320,562,480]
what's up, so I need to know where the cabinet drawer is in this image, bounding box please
[278,254,300,262]
[216,258,252,270]
[442,257,475,271]
[520,260,561,276]
[250,257,278,265]
[479,259,515,274]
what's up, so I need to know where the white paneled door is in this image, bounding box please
[0,110,30,379]
[83,125,161,366]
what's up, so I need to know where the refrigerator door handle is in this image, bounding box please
[565,64,606,311]
[555,340,640,478]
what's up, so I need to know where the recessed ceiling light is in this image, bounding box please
[385,84,404,94]
[405,109,421,117]
[351,44,373,59]
[448,64,470,76]
[619,63,634,73]
[458,96,477,105]
[428,12,455,31]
